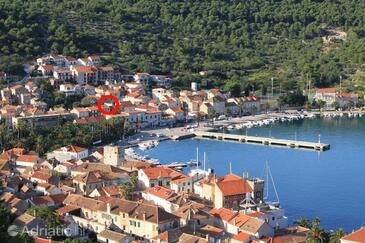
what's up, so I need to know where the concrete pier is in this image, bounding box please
[194,131,330,151]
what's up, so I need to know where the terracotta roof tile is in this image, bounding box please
[209,208,238,222]
[317,88,336,93]
[144,186,176,200]
[342,227,365,243]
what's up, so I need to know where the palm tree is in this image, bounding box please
[295,217,310,228]
[238,99,244,116]
[306,218,329,243]
[330,228,346,243]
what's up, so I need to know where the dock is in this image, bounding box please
[194,131,330,151]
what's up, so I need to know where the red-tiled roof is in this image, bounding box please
[55,145,86,153]
[73,66,96,73]
[127,92,141,98]
[76,116,106,124]
[216,174,253,196]
[336,93,354,98]
[317,88,336,93]
[42,65,54,71]
[142,166,175,180]
[32,171,51,181]
[144,186,176,200]
[249,211,272,217]
[170,106,183,113]
[55,204,80,216]
[209,207,238,222]
[228,213,252,227]
[232,232,251,242]
[16,154,39,164]
[244,96,260,101]
[98,66,114,71]
[342,227,365,243]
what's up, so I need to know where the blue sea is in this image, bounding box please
[138,117,365,231]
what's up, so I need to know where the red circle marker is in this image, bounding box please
[97,95,120,115]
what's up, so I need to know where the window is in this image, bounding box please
[137,222,141,227]
[151,183,155,187]
[158,181,162,186]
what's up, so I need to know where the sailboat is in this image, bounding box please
[263,161,281,208]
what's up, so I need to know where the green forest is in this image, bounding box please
[1,0,365,94]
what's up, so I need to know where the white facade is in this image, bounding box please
[141,192,178,213]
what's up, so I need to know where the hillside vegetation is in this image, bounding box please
[1,0,365,93]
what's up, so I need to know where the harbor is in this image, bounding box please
[149,111,332,151]
[138,115,365,231]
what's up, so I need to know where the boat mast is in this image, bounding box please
[203,152,206,171]
[264,161,280,204]
[265,161,269,200]
[196,147,199,169]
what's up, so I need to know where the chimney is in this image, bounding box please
[205,233,210,241]
[234,217,237,225]
[107,203,111,214]
[143,212,146,221]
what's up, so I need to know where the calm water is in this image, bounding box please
[139,117,365,231]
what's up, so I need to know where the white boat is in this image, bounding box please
[139,142,152,150]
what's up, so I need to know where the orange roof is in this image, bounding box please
[228,213,252,227]
[16,154,39,164]
[336,93,354,98]
[102,185,120,196]
[73,66,96,73]
[216,174,253,196]
[209,207,238,222]
[342,227,365,243]
[31,171,52,181]
[232,232,251,242]
[248,211,272,217]
[144,186,176,200]
[98,66,114,71]
[76,116,106,124]
[127,92,141,98]
[55,145,87,153]
[6,148,26,156]
[55,204,80,216]
[12,84,24,90]
[317,88,336,93]
[244,96,260,101]
[221,173,242,181]
[170,106,183,113]
[142,166,175,180]
[42,65,54,71]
